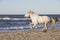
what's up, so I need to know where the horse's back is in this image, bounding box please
[42,16,50,21]
[38,16,50,23]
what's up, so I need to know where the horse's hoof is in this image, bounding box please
[30,27,33,29]
[30,26,33,29]
[34,27,38,29]
[43,29,47,32]
[41,29,47,32]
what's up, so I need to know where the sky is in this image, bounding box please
[0,0,60,15]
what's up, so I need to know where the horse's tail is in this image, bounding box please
[50,17,60,22]
[57,17,60,22]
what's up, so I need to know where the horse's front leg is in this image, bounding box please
[29,22,33,29]
[30,22,34,24]
[33,24,38,28]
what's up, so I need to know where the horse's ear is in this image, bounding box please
[25,10,30,14]
[28,10,32,13]
[28,9,31,12]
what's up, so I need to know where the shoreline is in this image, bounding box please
[0,28,60,40]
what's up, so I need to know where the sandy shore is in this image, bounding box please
[0,29,60,40]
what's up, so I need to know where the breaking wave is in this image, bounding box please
[0,26,29,30]
[0,17,30,20]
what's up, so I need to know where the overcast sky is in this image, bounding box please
[0,0,60,15]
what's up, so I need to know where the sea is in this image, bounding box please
[0,15,60,32]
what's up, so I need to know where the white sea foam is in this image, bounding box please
[0,22,59,30]
[1,17,31,20]
[0,26,29,30]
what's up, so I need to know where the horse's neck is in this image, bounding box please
[30,14,39,19]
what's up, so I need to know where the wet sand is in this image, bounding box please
[0,28,60,40]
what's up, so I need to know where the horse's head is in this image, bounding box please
[24,10,32,17]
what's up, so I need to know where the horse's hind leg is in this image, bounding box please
[51,18,56,30]
[44,22,48,30]
[41,22,48,32]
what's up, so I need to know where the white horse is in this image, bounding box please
[24,10,53,32]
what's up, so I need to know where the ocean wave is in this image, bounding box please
[0,25,44,30]
[0,17,31,20]
[0,22,59,30]
[0,26,29,30]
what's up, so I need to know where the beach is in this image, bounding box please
[0,28,60,40]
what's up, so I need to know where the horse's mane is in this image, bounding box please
[28,10,39,16]
[31,11,39,16]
